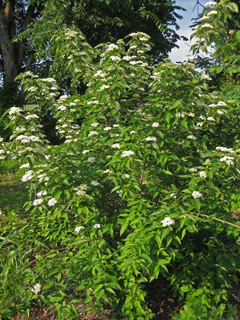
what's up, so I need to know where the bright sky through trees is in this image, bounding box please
[169,0,211,62]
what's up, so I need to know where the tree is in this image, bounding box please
[0,0,185,83]
[0,0,43,82]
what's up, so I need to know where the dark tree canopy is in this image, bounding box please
[0,0,185,83]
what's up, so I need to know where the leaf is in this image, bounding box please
[120,219,130,236]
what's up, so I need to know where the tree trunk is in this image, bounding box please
[0,0,36,82]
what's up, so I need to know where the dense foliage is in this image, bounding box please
[0,1,240,319]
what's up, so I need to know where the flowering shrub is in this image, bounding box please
[1,2,240,319]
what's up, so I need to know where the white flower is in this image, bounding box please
[199,115,206,120]
[196,122,204,127]
[106,44,118,51]
[82,150,89,154]
[207,10,217,15]
[170,193,177,199]
[36,190,47,197]
[209,104,216,108]
[47,198,57,206]
[113,124,119,127]
[220,156,234,165]
[201,23,214,29]
[217,110,224,115]
[121,151,134,157]
[130,130,136,134]
[104,169,112,174]
[146,136,157,142]
[176,112,185,118]
[200,16,210,21]
[91,181,99,186]
[91,122,99,127]
[205,1,216,7]
[19,163,30,169]
[104,127,111,131]
[112,143,120,149]
[217,101,227,106]
[207,117,215,121]
[87,157,96,163]
[22,170,34,182]
[9,107,22,115]
[93,224,101,229]
[25,114,39,120]
[199,171,207,179]
[75,226,84,233]
[110,56,121,62]
[31,283,42,294]
[152,122,159,128]
[58,105,67,111]
[33,199,43,206]
[99,85,110,91]
[88,131,98,137]
[116,190,123,197]
[161,217,174,227]
[192,191,203,199]
[188,113,195,117]
[216,147,235,153]
[187,135,197,140]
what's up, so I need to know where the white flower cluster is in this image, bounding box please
[31,283,42,294]
[19,163,30,169]
[25,114,39,120]
[82,150,89,154]
[121,151,134,157]
[9,107,22,115]
[220,156,234,165]
[152,122,159,128]
[146,136,157,142]
[88,131,98,137]
[33,199,43,206]
[187,135,197,140]
[161,217,174,227]
[116,190,123,197]
[93,224,101,229]
[207,10,217,16]
[91,122,99,127]
[192,191,203,199]
[104,127,111,131]
[216,147,235,153]
[87,157,95,163]
[74,184,87,196]
[15,135,41,143]
[112,143,120,149]
[91,181,99,186]
[207,117,215,121]
[47,198,57,206]
[22,170,34,182]
[205,1,216,7]
[75,226,84,233]
[36,190,47,197]
[199,171,207,179]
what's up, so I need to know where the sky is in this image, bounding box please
[169,0,210,62]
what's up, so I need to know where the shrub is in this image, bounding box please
[1,2,240,319]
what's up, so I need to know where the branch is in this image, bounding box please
[188,211,240,230]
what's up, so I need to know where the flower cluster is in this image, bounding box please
[216,147,235,153]
[75,226,84,233]
[121,151,134,157]
[31,283,42,294]
[220,156,234,165]
[161,217,174,227]
[192,191,203,199]
[22,170,34,182]
[47,198,57,206]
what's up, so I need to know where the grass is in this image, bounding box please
[0,173,29,213]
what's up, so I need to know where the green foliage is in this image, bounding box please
[1,2,240,318]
